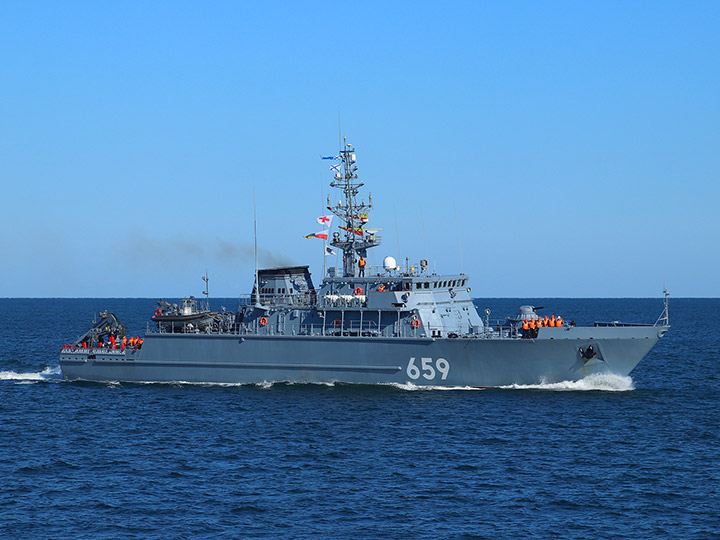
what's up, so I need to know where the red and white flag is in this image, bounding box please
[316,215,333,227]
[303,231,328,240]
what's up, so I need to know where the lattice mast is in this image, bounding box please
[327,137,381,277]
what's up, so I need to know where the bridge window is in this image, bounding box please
[424,282,430,289]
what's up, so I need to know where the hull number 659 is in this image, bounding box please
[407,357,450,381]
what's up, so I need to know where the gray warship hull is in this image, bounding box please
[59,135,670,386]
[60,324,667,386]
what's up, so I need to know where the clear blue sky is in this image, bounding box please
[1,1,718,297]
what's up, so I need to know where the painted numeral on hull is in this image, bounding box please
[407,357,450,380]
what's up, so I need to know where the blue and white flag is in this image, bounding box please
[329,164,341,173]
[321,155,340,160]
[324,245,336,256]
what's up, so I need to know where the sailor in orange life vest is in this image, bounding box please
[358,256,366,277]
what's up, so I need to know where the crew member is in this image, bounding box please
[358,256,366,277]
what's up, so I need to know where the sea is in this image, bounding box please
[1,297,718,539]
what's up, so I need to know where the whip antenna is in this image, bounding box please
[421,208,429,262]
[454,203,464,274]
[394,206,401,262]
[253,181,260,307]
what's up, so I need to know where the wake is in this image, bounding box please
[499,373,635,392]
[387,373,634,392]
[387,382,484,391]
[0,365,62,382]
[0,369,633,391]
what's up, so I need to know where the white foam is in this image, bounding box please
[386,382,484,391]
[255,380,336,388]
[4,369,631,392]
[499,373,635,392]
[384,373,634,392]
[0,365,61,381]
[134,380,250,387]
[132,379,336,388]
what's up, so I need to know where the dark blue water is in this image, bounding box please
[1,298,718,539]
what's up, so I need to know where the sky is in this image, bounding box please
[1,1,718,298]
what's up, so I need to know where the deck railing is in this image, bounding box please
[238,293,316,308]
[146,318,503,340]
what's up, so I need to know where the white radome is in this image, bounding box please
[383,256,397,272]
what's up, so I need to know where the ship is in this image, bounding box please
[59,137,670,386]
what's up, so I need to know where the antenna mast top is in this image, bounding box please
[326,137,381,277]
